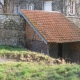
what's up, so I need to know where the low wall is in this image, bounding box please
[26,39,49,54]
[0,14,26,47]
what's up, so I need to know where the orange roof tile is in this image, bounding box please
[21,10,80,43]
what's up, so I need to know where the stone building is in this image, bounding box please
[0,0,80,62]
[0,0,80,16]
[63,0,80,28]
[0,0,79,27]
[20,10,80,63]
[63,0,80,16]
[19,0,80,27]
[0,0,63,14]
[19,0,63,12]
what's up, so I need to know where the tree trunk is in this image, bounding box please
[3,0,11,13]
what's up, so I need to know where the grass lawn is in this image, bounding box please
[0,62,80,80]
[0,45,80,80]
[0,45,62,64]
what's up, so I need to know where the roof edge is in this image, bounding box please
[19,10,47,44]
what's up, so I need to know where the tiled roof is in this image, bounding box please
[21,10,80,43]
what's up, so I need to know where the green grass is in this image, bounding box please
[0,45,58,64]
[0,45,80,80]
[0,62,79,80]
[0,45,49,58]
[0,45,30,55]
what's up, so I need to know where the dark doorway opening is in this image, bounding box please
[58,43,62,59]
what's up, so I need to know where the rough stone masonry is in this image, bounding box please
[0,14,26,47]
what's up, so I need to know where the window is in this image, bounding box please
[77,0,80,3]
[14,5,19,14]
[27,3,34,10]
[43,1,52,11]
[29,3,34,10]
[69,0,76,15]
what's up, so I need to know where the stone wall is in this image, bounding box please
[63,0,80,16]
[63,0,80,28]
[19,0,63,13]
[67,16,80,28]
[26,40,49,54]
[68,42,80,63]
[20,0,43,10]
[0,14,26,47]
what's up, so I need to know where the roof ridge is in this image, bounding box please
[21,9,60,13]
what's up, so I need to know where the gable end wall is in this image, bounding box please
[26,22,49,54]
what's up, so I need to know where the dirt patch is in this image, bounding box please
[0,54,66,65]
